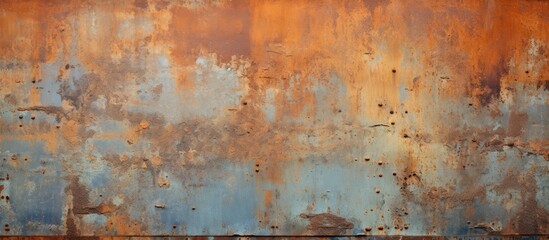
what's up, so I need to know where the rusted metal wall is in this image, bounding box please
[0,0,548,237]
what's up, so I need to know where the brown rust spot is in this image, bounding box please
[16,106,66,122]
[300,212,354,235]
[508,111,528,137]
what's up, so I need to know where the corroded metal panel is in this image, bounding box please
[0,0,548,237]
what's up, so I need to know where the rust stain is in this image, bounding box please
[0,0,548,237]
[300,213,354,235]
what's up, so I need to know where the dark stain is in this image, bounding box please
[300,212,354,235]
[362,0,389,12]
[68,177,92,214]
[16,106,66,122]
[537,79,549,91]
[155,0,170,11]
[66,208,78,236]
[135,0,148,9]
[478,58,508,105]
[3,94,17,105]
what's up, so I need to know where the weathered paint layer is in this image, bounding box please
[0,0,548,237]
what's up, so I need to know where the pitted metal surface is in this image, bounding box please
[0,0,548,237]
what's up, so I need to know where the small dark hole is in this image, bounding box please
[31,116,35,120]
[255,169,259,173]
[525,70,529,74]
[378,174,383,177]
[364,158,370,162]
[242,102,247,106]
[403,134,410,138]
[18,116,23,119]
[173,225,177,229]
[192,207,196,211]
[65,64,70,70]
[392,172,396,176]
[19,124,23,128]
[389,110,394,114]
[378,226,384,230]
[390,122,395,125]
[392,69,396,73]
[378,103,383,107]
[32,80,36,84]
[405,110,408,114]
[56,126,60,129]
